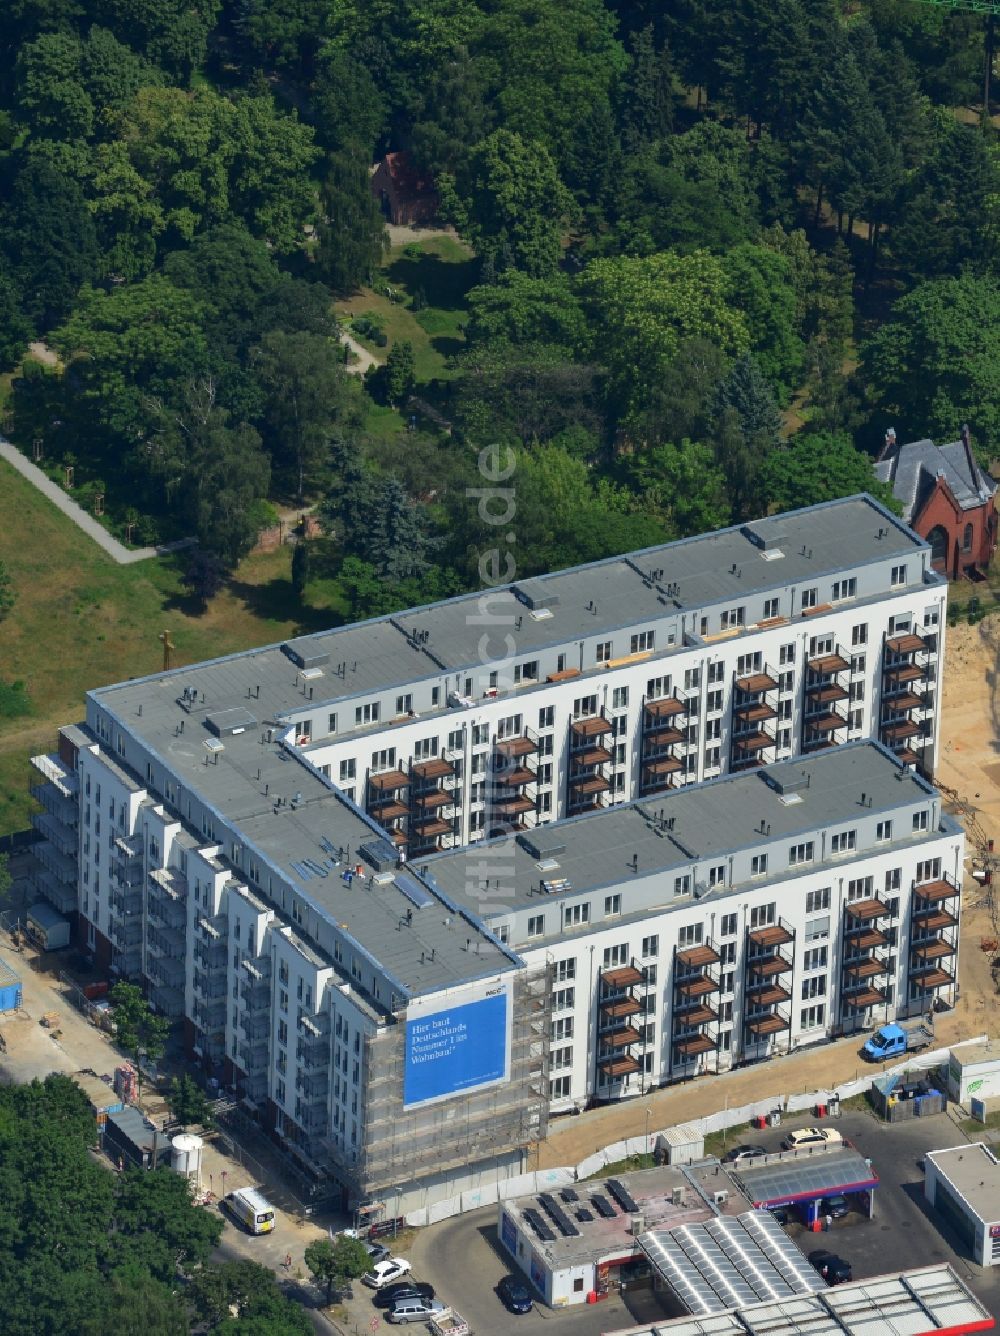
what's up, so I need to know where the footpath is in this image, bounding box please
[0,440,194,565]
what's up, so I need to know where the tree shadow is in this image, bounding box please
[385,253,478,310]
[226,577,340,634]
[431,335,466,362]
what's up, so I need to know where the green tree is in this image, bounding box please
[89,141,165,281]
[291,539,310,599]
[721,243,804,399]
[765,430,900,513]
[256,329,358,501]
[465,272,586,355]
[109,981,169,1089]
[621,25,674,153]
[316,151,388,294]
[0,853,12,907]
[227,95,318,253]
[384,339,415,406]
[304,1235,370,1306]
[578,249,749,419]
[708,355,782,521]
[112,1168,222,1279]
[364,478,437,581]
[440,129,576,277]
[166,1073,215,1128]
[187,1259,310,1332]
[622,438,729,537]
[860,272,1000,456]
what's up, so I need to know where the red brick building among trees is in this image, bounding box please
[875,426,997,579]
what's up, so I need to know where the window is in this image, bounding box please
[549,1076,571,1100]
[847,875,873,901]
[720,912,738,937]
[684,667,701,690]
[708,864,726,888]
[604,894,622,917]
[537,762,553,786]
[370,747,396,772]
[809,633,834,658]
[800,1004,826,1030]
[338,758,356,781]
[603,943,628,967]
[555,957,576,982]
[789,841,814,866]
[538,706,554,730]
[779,643,796,666]
[497,713,522,740]
[631,630,655,654]
[572,695,598,719]
[721,606,745,629]
[553,987,576,1011]
[891,564,906,587]
[876,820,892,842]
[801,587,818,610]
[514,660,538,683]
[805,916,829,942]
[915,857,941,884]
[964,522,974,552]
[395,693,412,715]
[704,745,721,769]
[527,914,545,937]
[852,653,866,675]
[707,689,723,713]
[801,975,827,1000]
[832,578,857,601]
[849,681,865,702]
[803,945,828,971]
[750,902,776,928]
[641,934,659,958]
[414,736,439,759]
[706,718,721,740]
[564,903,590,928]
[852,623,868,647]
[596,641,612,664]
[708,661,725,684]
[751,853,768,878]
[472,723,489,745]
[763,597,780,619]
[885,867,901,893]
[355,702,380,726]
[719,941,736,966]
[646,675,671,700]
[552,1016,574,1040]
[612,686,629,710]
[830,830,857,855]
[550,1046,573,1070]
[805,887,830,913]
[912,809,929,832]
[538,734,554,756]
[678,923,703,947]
[674,874,691,895]
[327,712,338,734]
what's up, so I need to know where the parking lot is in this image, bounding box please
[337,1106,1000,1334]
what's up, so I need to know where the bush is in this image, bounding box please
[0,679,31,719]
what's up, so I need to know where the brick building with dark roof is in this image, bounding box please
[875,426,997,579]
[370,151,438,225]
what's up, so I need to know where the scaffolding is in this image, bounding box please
[335,963,552,1199]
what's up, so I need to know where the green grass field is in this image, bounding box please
[0,457,350,836]
[337,232,476,382]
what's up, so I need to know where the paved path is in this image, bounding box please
[339,330,380,376]
[0,439,194,564]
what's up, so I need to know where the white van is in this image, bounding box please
[225,1187,276,1234]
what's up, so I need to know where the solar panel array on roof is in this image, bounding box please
[734,1149,876,1206]
[560,1188,579,1203]
[538,1193,581,1237]
[523,1208,555,1242]
[607,1178,640,1213]
[639,1212,824,1316]
[591,1195,616,1219]
[576,1209,593,1223]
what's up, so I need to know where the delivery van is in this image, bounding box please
[225,1187,276,1234]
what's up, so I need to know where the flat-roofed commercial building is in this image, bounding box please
[22,497,959,1208]
[925,1144,1000,1267]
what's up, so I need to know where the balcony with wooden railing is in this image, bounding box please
[671,940,720,1073]
[881,631,935,766]
[803,645,851,753]
[730,666,779,771]
[598,958,648,1083]
[908,874,959,996]
[409,755,457,853]
[568,718,613,816]
[743,918,794,1048]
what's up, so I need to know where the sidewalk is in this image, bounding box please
[0,440,194,565]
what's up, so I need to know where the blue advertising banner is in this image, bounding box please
[403,986,510,1108]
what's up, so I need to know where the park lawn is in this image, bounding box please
[336,231,476,382]
[0,458,348,836]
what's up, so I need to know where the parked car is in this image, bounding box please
[497,1276,533,1314]
[808,1250,853,1285]
[782,1127,844,1151]
[374,1282,436,1310]
[365,1241,391,1264]
[822,1194,850,1220]
[768,1205,790,1227]
[362,1258,412,1289]
[722,1143,767,1165]
[386,1296,446,1324]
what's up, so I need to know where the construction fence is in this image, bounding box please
[402,1034,988,1229]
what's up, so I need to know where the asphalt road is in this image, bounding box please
[382,1106,1000,1335]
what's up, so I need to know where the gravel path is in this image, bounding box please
[339,330,380,376]
[0,439,194,565]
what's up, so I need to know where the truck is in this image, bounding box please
[861,1016,934,1062]
[429,1308,472,1336]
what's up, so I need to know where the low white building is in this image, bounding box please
[925,1144,1000,1267]
[946,1041,1000,1107]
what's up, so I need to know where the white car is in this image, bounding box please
[782,1127,844,1151]
[363,1258,412,1289]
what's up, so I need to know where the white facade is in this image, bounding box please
[23,496,959,1205]
[925,1144,1000,1266]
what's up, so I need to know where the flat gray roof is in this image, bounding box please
[418,742,945,917]
[927,1143,1000,1224]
